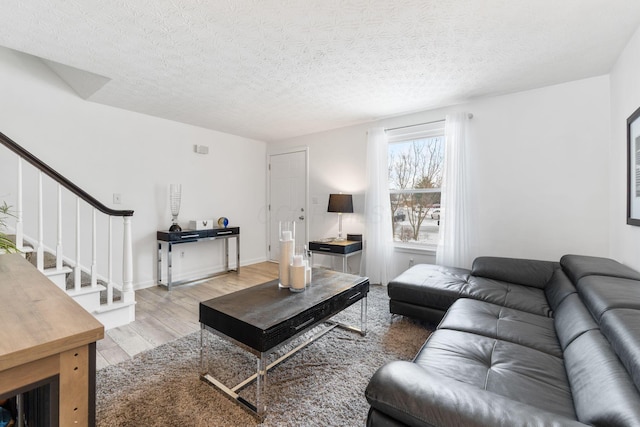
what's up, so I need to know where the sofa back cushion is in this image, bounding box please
[553,293,598,350]
[561,254,640,284]
[564,329,640,426]
[471,257,557,289]
[545,268,577,312]
[577,276,640,322]
[601,309,640,394]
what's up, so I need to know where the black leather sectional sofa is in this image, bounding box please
[365,255,640,426]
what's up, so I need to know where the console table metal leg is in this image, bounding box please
[157,242,162,285]
[224,238,229,272]
[167,242,173,291]
[236,235,240,273]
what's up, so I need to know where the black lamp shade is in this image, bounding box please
[327,194,353,213]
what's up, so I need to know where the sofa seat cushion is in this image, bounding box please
[388,264,552,317]
[366,362,585,427]
[438,299,561,357]
[414,329,576,420]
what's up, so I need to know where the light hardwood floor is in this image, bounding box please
[96,262,279,370]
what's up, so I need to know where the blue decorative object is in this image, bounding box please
[218,217,229,228]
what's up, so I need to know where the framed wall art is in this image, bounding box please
[627,105,640,226]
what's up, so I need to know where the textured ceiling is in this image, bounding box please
[0,1,639,142]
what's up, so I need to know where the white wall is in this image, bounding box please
[0,47,267,288]
[609,25,640,270]
[272,75,611,277]
[468,77,611,261]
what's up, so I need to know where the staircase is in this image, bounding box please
[1,132,136,329]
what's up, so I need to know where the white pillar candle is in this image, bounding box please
[305,262,312,285]
[279,239,293,288]
[290,264,306,292]
[292,254,303,267]
[282,230,292,241]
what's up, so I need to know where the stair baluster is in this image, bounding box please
[15,157,23,251]
[123,216,133,302]
[74,196,81,292]
[56,184,63,270]
[107,216,113,306]
[91,209,97,287]
[36,171,44,270]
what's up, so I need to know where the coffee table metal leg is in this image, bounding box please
[256,353,267,417]
[200,324,206,373]
[326,295,367,336]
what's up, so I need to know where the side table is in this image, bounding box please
[308,239,363,273]
[157,227,240,290]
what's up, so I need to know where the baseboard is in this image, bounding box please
[134,255,268,291]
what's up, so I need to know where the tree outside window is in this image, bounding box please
[388,136,444,246]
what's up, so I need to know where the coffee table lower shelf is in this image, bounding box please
[199,279,368,420]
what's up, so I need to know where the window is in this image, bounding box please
[387,121,445,248]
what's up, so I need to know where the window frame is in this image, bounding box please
[387,121,445,251]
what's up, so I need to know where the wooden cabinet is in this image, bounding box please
[0,254,104,426]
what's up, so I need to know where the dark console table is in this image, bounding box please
[309,239,363,273]
[157,227,240,290]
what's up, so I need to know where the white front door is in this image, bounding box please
[268,148,308,262]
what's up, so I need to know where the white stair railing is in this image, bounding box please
[1,131,135,324]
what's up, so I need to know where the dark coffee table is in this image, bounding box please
[199,268,369,419]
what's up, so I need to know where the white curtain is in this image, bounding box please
[436,112,472,268]
[361,128,394,285]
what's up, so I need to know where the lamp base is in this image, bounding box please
[334,236,347,241]
[169,223,182,232]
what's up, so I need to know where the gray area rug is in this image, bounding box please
[96,285,432,426]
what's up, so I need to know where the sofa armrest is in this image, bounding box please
[365,361,585,427]
[471,256,557,289]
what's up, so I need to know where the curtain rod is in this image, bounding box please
[384,113,473,132]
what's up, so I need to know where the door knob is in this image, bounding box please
[299,215,305,220]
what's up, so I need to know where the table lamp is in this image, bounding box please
[327,193,353,241]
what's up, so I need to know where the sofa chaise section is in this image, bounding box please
[388,256,570,323]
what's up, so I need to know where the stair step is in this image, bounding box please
[6,234,34,253]
[100,287,123,304]
[93,299,136,330]
[42,266,73,289]
[42,266,73,276]
[9,235,132,327]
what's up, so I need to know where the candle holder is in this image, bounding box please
[169,184,182,232]
[278,221,295,288]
